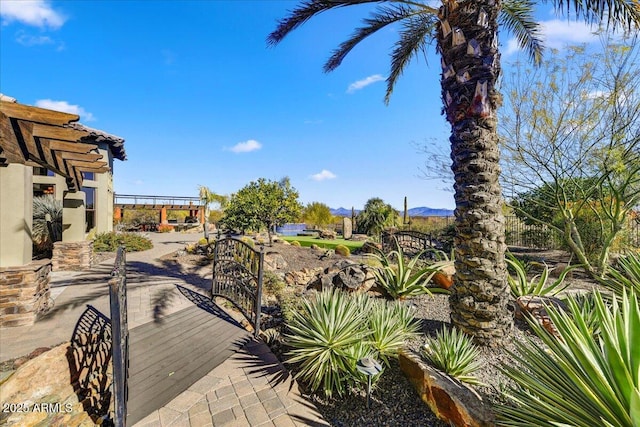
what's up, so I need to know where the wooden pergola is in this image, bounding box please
[0,98,126,190]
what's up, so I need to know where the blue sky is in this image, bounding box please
[0,1,604,210]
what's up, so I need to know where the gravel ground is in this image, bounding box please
[167,241,596,426]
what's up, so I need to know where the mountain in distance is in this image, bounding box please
[407,207,454,217]
[330,207,453,217]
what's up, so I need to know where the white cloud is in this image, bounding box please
[15,30,53,46]
[346,74,385,94]
[310,169,337,181]
[503,19,598,56]
[35,99,96,121]
[1,0,66,29]
[229,139,262,153]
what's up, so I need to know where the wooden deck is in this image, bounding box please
[126,301,250,425]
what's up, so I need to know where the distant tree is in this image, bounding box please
[221,177,303,245]
[303,202,334,229]
[500,39,640,277]
[199,185,227,240]
[357,197,400,237]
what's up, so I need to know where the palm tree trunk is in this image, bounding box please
[438,0,512,345]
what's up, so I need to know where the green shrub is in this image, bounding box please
[157,224,173,233]
[370,240,450,299]
[290,240,301,247]
[264,271,286,298]
[506,251,580,298]
[93,232,153,252]
[285,289,419,397]
[421,327,483,385]
[495,290,639,427]
[334,244,350,257]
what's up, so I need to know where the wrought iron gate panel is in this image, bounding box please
[211,238,264,337]
[381,230,434,256]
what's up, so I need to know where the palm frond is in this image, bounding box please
[267,0,381,46]
[550,0,640,31]
[324,4,421,72]
[500,0,545,65]
[386,12,438,104]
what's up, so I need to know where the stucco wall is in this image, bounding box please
[0,164,33,267]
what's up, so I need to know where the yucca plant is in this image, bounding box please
[506,252,580,298]
[370,240,450,299]
[496,290,640,427]
[599,252,640,300]
[368,301,421,366]
[421,327,484,386]
[284,289,370,397]
[32,195,62,253]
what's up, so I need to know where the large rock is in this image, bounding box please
[319,229,337,240]
[264,251,288,272]
[342,218,353,240]
[284,268,324,287]
[308,260,375,293]
[0,343,102,426]
[399,349,494,427]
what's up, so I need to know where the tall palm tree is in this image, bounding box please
[198,185,227,240]
[268,1,640,345]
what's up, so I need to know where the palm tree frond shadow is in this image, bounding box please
[151,287,178,323]
[175,285,242,328]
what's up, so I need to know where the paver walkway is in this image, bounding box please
[0,231,328,427]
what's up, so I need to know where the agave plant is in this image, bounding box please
[368,301,421,366]
[599,252,640,300]
[496,290,640,427]
[505,252,581,298]
[421,326,484,386]
[284,289,370,397]
[370,239,450,299]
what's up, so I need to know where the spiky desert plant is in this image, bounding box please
[32,195,63,251]
[368,300,421,366]
[599,252,640,300]
[506,252,580,298]
[496,290,640,427]
[421,327,484,385]
[371,240,450,299]
[284,289,370,397]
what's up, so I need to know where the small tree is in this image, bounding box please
[500,38,640,277]
[357,197,400,237]
[221,177,303,245]
[303,202,333,229]
[198,185,227,240]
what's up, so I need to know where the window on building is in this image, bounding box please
[82,172,95,180]
[84,187,96,232]
[33,167,55,176]
[33,183,55,197]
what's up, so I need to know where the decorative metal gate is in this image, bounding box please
[381,230,437,256]
[211,238,264,337]
[109,246,129,427]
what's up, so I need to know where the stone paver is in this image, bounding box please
[0,232,329,426]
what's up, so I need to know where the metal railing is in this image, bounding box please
[211,238,264,337]
[109,246,129,427]
[114,194,202,206]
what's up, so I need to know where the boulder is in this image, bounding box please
[264,251,288,272]
[342,218,353,240]
[307,260,375,293]
[360,241,382,254]
[0,343,103,426]
[284,268,324,287]
[399,349,494,427]
[431,264,455,290]
[319,229,337,240]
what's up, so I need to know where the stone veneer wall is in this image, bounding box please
[52,241,94,271]
[0,260,52,328]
